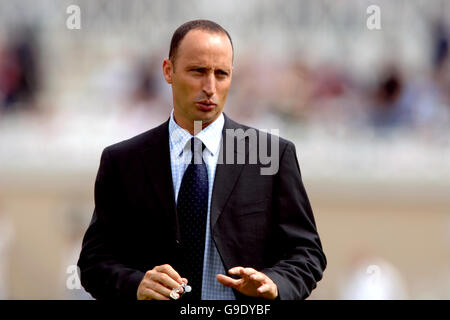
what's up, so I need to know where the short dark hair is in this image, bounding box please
[169,19,234,67]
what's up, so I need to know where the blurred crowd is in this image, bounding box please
[0,26,40,115]
[84,18,450,141]
[1,21,449,142]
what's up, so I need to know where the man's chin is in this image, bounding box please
[195,108,221,123]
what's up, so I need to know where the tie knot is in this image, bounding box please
[190,137,205,164]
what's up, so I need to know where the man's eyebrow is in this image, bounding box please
[185,65,231,73]
[215,68,230,74]
[186,64,207,69]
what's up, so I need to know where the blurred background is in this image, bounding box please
[0,0,449,299]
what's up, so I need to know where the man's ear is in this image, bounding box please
[162,59,173,84]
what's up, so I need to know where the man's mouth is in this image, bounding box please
[195,101,216,111]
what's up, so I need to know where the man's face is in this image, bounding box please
[163,29,233,133]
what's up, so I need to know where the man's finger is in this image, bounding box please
[242,268,258,277]
[228,266,244,275]
[216,274,243,289]
[249,272,266,283]
[148,280,174,297]
[229,267,258,278]
[154,264,183,284]
[257,283,271,294]
[142,287,170,300]
[152,271,183,291]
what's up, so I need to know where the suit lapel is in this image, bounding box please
[210,114,247,230]
[138,115,248,240]
[140,119,179,241]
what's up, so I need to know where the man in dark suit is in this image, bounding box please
[77,19,326,300]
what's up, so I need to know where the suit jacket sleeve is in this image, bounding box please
[261,141,327,300]
[77,147,145,300]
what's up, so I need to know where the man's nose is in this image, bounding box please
[202,73,216,97]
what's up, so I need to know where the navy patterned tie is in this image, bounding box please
[177,137,208,300]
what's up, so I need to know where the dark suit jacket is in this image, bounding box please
[77,113,327,300]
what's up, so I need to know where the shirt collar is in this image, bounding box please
[169,109,224,158]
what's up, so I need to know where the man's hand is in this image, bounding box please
[216,267,278,300]
[137,264,187,300]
